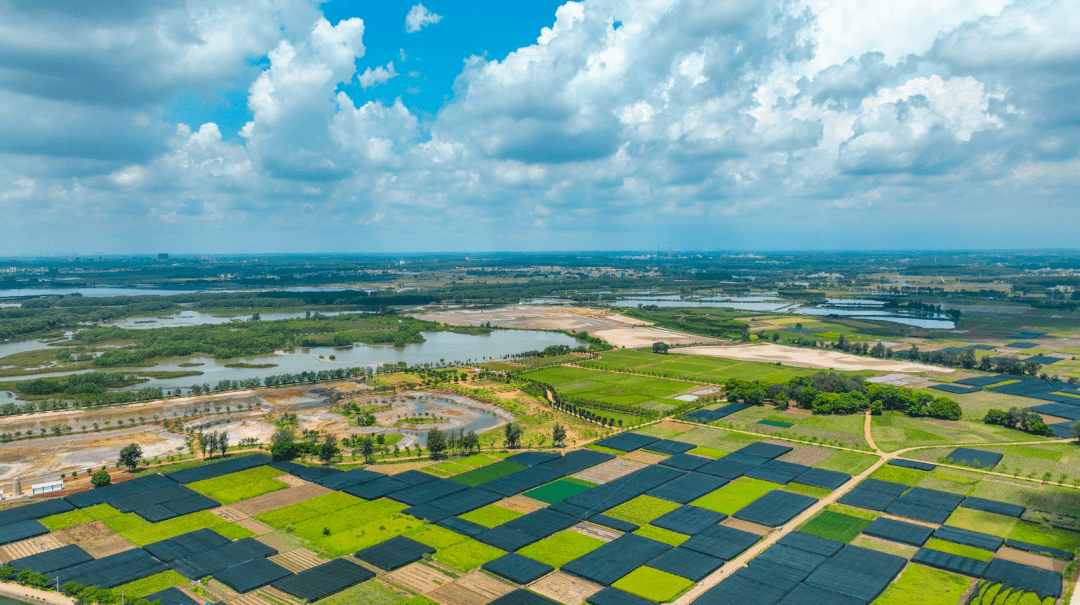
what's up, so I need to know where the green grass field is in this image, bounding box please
[814,451,879,475]
[605,495,681,526]
[212,522,256,540]
[188,466,289,504]
[917,469,980,496]
[457,453,499,467]
[692,481,773,515]
[517,530,605,568]
[524,479,596,504]
[633,525,688,546]
[968,480,1039,507]
[520,365,693,411]
[120,510,226,546]
[611,566,694,603]
[254,492,362,528]
[432,538,504,572]
[41,504,124,531]
[1008,521,1080,553]
[925,539,995,562]
[459,504,524,528]
[872,412,1050,453]
[450,460,527,486]
[944,509,1018,539]
[690,446,727,459]
[870,465,929,486]
[798,510,871,543]
[114,570,189,599]
[871,563,973,605]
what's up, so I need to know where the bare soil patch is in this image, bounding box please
[721,518,773,536]
[622,451,667,465]
[778,446,835,466]
[387,562,452,594]
[995,547,1068,572]
[426,570,513,605]
[527,571,602,605]
[574,459,646,484]
[673,344,953,373]
[499,496,545,514]
[0,535,63,563]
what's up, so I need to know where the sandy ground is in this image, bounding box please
[673,343,954,373]
[415,305,712,348]
[0,425,187,484]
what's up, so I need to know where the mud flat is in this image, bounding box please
[673,343,954,373]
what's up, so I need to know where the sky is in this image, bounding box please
[1,0,1078,254]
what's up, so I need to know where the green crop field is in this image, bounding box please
[633,525,688,546]
[917,469,980,496]
[944,509,1018,538]
[971,582,1056,605]
[524,479,596,503]
[457,453,499,467]
[872,563,972,605]
[925,539,995,562]
[432,538,504,572]
[968,480,1038,507]
[872,413,1049,453]
[120,510,226,546]
[814,451,879,475]
[690,446,727,459]
[520,365,692,410]
[517,530,605,568]
[611,566,694,603]
[254,492,362,528]
[692,481,773,515]
[450,460,527,486]
[188,466,289,504]
[114,570,189,599]
[460,504,524,528]
[605,495,681,526]
[1008,521,1080,553]
[41,503,124,531]
[870,466,929,486]
[798,510,871,543]
[212,522,256,540]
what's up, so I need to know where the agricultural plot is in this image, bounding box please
[450,461,528,486]
[872,413,1048,453]
[691,480,772,515]
[520,365,694,413]
[798,510,871,543]
[188,466,289,504]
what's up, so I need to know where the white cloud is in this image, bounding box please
[405,4,443,33]
[359,62,399,88]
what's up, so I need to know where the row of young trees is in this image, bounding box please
[197,430,230,458]
[721,372,962,420]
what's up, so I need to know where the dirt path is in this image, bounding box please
[672,343,953,374]
[0,581,74,605]
[865,411,880,453]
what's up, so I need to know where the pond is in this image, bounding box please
[106,309,355,329]
[610,293,798,312]
[393,395,504,445]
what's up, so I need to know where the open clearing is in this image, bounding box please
[416,305,711,348]
[673,343,954,373]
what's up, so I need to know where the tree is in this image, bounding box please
[427,427,447,459]
[118,443,143,471]
[361,436,375,462]
[984,409,1009,426]
[1071,419,1080,441]
[319,435,340,464]
[651,341,669,354]
[504,423,523,449]
[198,432,210,458]
[91,470,111,488]
[215,430,229,457]
[552,423,567,447]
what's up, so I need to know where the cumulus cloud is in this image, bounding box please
[0,0,1078,252]
[405,4,443,33]
[359,62,399,88]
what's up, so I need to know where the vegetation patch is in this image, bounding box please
[432,539,504,572]
[633,525,688,546]
[971,582,1056,605]
[872,563,973,605]
[611,566,694,603]
[113,570,189,599]
[524,479,596,504]
[517,530,606,568]
[120,511,226,546]
[459,504,524,528]
[944,509,1018,539]
[782,483,833,499]
[798,510,871,543]
[456,453,498,467]
[450,460,527,486]
[1008,521,1080,553]
[692,481,773,516]
[605,495,682,526]
[814,451,878,475]
[212,522,256,540]
[925,539,995,562]
[689,446,727,459]
[41,504,123,531]
[849,535,917,559]
[254,492,362,528]
[188,466,288,504]
[870,465,929,486]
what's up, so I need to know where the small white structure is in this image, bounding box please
[31,480,64,495]
[0,488,5,501]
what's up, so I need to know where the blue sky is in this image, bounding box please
[0,0,1078,254]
